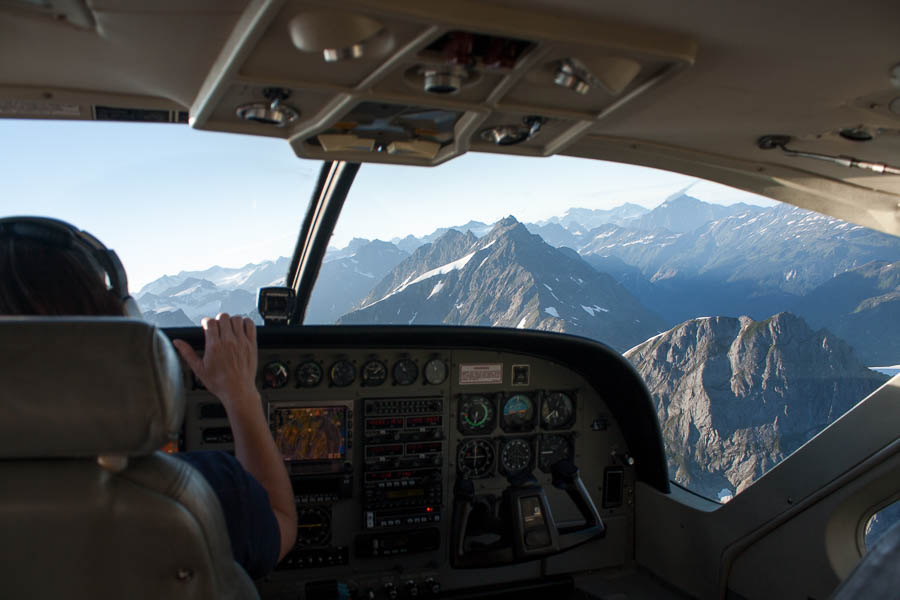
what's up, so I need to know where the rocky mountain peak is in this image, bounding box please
[626,312,886,499]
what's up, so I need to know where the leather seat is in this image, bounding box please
[0,317,259,600]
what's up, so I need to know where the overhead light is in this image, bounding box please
[480,116,546,146]
[235,88,299,128]
[288,11,393,62]
[554,59,593,95]
[422,65,471,95]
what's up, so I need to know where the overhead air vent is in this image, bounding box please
[235,88,299,128]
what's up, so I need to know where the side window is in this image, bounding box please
[865,499,900,550]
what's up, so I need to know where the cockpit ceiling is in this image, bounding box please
[2,0,899,231]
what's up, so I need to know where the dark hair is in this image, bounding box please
[0,237,124,316]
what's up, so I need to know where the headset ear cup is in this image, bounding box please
[122,296,143,319]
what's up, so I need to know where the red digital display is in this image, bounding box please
[406,415,442,428]
[365,470,416,482]
[366,417,404,430]
[406,442,442,455]
[365,444,404,458]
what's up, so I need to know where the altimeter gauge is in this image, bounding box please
[457,438,495,479]
[541,391,575,429]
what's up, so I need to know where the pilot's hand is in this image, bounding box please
[172,313,259,409]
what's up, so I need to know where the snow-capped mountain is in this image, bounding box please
[136,257,289,325]
[339,217,667,352]
[539,202,648,230]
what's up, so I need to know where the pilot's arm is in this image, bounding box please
[173,314,298,561]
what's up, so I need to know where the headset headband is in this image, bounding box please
[0,216,131,303]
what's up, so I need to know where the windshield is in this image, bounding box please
[0,120,318,325]
[307,155,900,503]
[3,121,898,506]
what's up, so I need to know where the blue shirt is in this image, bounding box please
[177,451,281,579]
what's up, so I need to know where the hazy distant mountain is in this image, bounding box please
[138,258,289,296]
[572,202,900,326]
[340,216,666,352]
[580,203,900,296]
[626,312,887,499]
[136,258,289,324]
[524,222,584,249]
[389,221,494,254]
[306,240,408,324]
[629,192,761,233]
[541,203,648,229]
[792,261,900,365]
[324,238,371,262]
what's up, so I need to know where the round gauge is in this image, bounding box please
[538,435,572,472]
[295,360,322,388]
[393,358,418,385]
[541,391,575,429]
[457,438,495,479]
[424,358,448,385]
[501,394,535,431]
[458,395,495,434]
[296,506,331,546]
[500,438,533,474]
[262,361,289,389]
[361,359,387,386]
[329,359,356,387]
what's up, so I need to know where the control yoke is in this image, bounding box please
[451,460,605,567]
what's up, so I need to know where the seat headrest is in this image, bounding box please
[0,317,185,458]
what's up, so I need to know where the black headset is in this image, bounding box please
[0,216,142,317]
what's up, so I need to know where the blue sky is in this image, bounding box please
[1,119,774,291]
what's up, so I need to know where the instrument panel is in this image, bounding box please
[177,336,643,600]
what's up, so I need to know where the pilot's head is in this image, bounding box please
[0,217,131,316]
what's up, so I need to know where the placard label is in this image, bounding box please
[459,363,503,385]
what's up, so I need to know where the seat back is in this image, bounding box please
[0,317,259,600]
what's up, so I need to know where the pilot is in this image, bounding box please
[0,216,298,579]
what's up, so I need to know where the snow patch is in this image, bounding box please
[408,312,418,325]
[427,280,445,299]
[544,307,560,318]
[516,316,529,329]
[581,305,595,317]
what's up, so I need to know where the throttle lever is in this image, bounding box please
[551,460,606,547]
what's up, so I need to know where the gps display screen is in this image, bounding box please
[270,406,347,463]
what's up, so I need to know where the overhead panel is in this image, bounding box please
[188,0,696,166]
